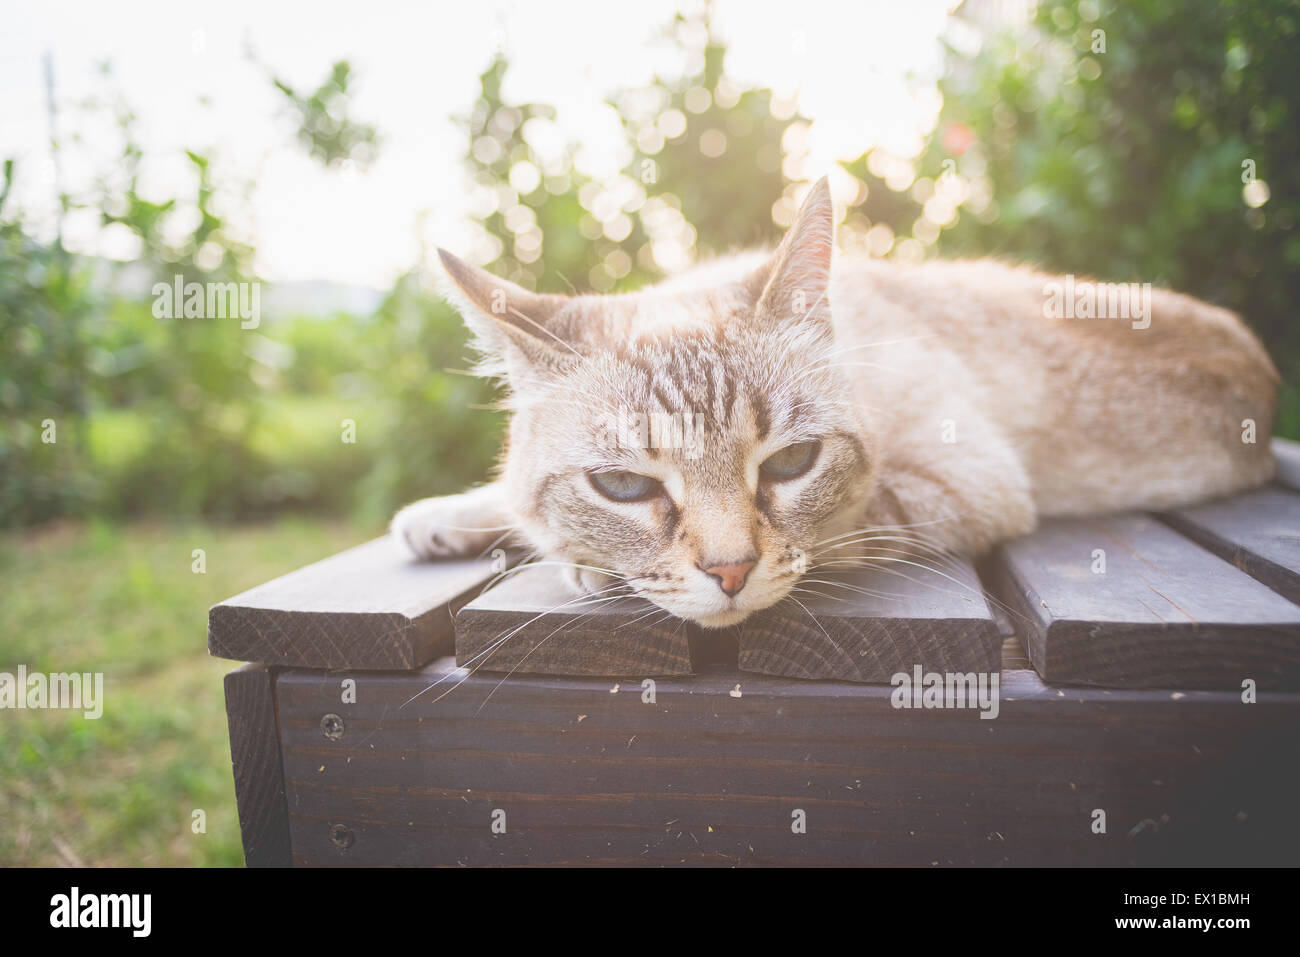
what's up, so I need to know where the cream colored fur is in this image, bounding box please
[392,178,1277,626]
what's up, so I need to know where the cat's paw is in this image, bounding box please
[391,494,504,560]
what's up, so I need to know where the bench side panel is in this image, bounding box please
[224,663,292,867]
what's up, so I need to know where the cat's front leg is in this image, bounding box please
[390,482,516,560]
[861,423,1038,557]
[557,561,624,597]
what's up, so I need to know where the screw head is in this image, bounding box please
[329,823,354,848]
[320,713,345,740]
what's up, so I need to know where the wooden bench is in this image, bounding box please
[212,441,1300,867]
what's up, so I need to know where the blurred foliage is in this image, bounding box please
[913,0,1300,432]
[2,63,273,527]
[270,60,379,170]
[0,159,100,524]
[617,15,802,257]
[2,2,1298,531]
[350,272,505,521]
[464,11,807,295]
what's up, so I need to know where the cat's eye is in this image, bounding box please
[589,469,662,502]
[760,440,820,481]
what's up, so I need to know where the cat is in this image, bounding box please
[391,177,1278,628]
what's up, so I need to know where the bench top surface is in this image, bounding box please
[210,439,1300,690]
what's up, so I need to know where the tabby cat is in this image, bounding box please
[392,178,1277,627]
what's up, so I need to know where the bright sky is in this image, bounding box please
[3,0,964,289]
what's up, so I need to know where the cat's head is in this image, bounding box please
[440,179,874,626]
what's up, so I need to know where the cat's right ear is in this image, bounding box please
[437,249,574,384]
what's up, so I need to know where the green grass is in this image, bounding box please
[0,516,373,866]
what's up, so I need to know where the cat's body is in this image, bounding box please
[830,254,1277,536]
[393,179,1277,627]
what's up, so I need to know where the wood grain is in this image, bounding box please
[454,564,694,676]
[275,658,1300,867]
[1162,485,1300,604]
[986,513,1300,689]
[223,664,292,867]
[209,536,499,670]
[736,558,1001,682]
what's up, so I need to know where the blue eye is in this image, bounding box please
[589,470,662,502]
[760,440,820,480]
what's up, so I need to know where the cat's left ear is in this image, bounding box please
[753,177,834,338]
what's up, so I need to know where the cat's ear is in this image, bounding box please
[753,177,834,338]
[437,249,574,383]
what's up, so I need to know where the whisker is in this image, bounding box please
[399,582,635,708]
[812,518,954,548]
[475,609,605,714]
[786,595,849,660]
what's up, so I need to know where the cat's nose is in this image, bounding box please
[701,560,757,598]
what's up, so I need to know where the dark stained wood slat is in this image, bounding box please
[455,564,694,676]
[209,536,498,670]
[736,558,1000,682]
[1162,485,1300,604]
[274,659,1300,867]
[1274,437,1300,493]
[224,664,292,867]
[986,513,1300,689]
[456,559,999,681]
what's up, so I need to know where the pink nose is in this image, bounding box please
[703,561,757,598]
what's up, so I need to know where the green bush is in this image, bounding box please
[916,0,1300,434]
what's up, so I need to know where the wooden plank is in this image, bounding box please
[986,513,1300,689]
[1163,485,1300,604]
[455,564,694,676]
[224,664,292,867]
[736,558,1001,682]
[275,658,1300,866]
[456,559,998,681]
[209,536,498,669]
[1275,437,1300,493]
